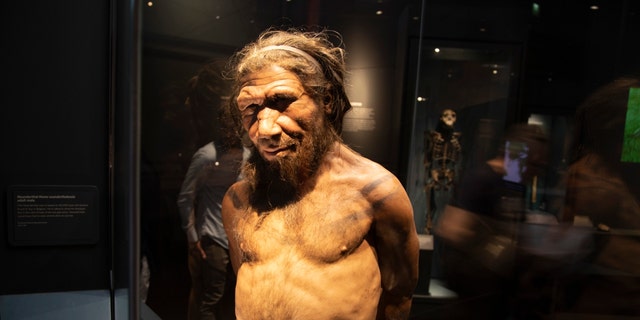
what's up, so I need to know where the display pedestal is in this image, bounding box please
[414,234,433,295]
[411,235,458,318]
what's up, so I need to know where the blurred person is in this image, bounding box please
[177,62,244,320]
[559,77,640,316]
[221,28,420,320]
[434,123,550,319]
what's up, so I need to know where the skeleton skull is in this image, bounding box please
[440,109,457,127]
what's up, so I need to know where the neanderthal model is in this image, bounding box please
[424,109,461,233]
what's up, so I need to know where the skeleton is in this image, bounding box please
[424,109,461,233]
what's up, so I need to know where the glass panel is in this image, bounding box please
[139,0,640,319]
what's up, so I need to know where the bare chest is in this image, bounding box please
[237,188,374,264]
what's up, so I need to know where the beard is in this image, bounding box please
[242,119,337,210]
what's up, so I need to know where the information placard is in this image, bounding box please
[7,185,99,246]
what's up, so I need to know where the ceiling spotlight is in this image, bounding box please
[434,48,440,53]
[376,10,383,15]
[147,1,153,7]
[590,5,600,10]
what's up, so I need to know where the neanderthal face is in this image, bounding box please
[236,65,335,189]
[441,109,457,127]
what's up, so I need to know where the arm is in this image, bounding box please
[423,131,432,170]
[177,144,216,257]
[369,174,420,320]
[452,132,462,184]
[176,156,202,243]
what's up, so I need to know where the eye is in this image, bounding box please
[241,104,259,127]
[265,94,297,112]
[241,103,259,116]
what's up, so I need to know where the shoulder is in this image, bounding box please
[329,144,407,205]
[222,180,251,213]
[337,152,414,226]
[193,142,217,161]
[428,131,442,140]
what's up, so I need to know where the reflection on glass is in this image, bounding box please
[405,40,521,234]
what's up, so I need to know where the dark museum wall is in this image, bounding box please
[0,1,112,295]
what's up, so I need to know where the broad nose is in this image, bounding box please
[257,107,282,138]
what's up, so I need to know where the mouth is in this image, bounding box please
[261,144,294,159]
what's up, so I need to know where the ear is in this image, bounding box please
[322,94,333,115]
